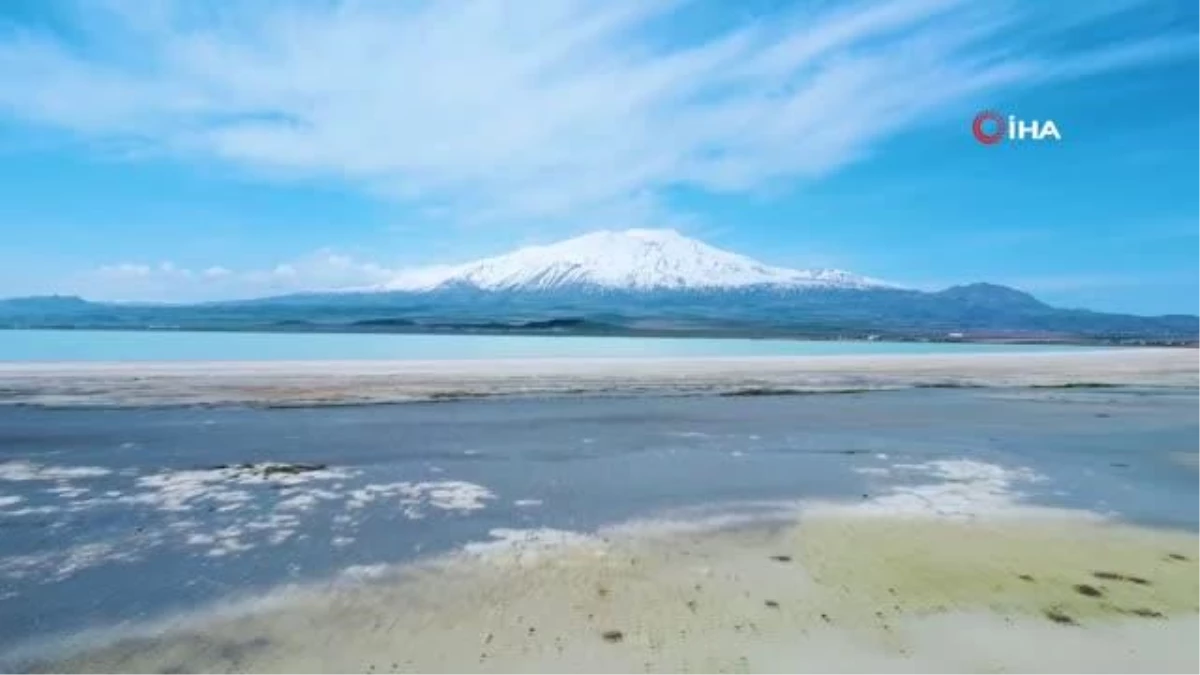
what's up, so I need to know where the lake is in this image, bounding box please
[0,386,1196,666]
[0,329,1092,362]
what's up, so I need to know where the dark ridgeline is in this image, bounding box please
[0,283,1196,345]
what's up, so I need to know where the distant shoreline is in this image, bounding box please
[1,324,1194,347]
[1,348,1194,408]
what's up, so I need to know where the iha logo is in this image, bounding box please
[972,110,1061,145]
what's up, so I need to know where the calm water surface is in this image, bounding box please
[0,328,1095,361]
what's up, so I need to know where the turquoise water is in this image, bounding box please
[0,328,1093,361]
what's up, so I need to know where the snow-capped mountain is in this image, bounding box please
[5,230,1195,339]
[381,229,891,292]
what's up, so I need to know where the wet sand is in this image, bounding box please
[0,347,1194,407]
[38,509,1199,673]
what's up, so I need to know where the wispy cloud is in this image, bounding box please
[80,250,396,302]
[0,0,1191,231]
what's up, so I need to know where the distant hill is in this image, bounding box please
[934,283,1048,310]
[0,295,94,312]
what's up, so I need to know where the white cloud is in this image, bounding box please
[97,263,153,278]
[79,250,397,302]
[0,0,1190,231]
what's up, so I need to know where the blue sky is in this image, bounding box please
[0,0,1196,314]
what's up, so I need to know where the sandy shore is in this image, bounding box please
[0,348,1195,407]
[35,509,1199,673]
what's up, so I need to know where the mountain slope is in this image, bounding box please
[382,229,888,292]
[935,283,1047,310]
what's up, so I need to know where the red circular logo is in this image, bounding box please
[972,110,1005,145]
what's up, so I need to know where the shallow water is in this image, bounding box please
[0,328,1094,361]
[0,386,1196,664]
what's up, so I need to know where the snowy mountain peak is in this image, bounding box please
[382,229,891,292]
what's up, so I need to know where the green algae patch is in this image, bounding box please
[33,514,1200,674]
[788,515,1199,626]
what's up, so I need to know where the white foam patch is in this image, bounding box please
[0,461,111,481]
[592,459,1058,541]
[1,464,497,580]
[340,564,390,581]
[461,528,601,563]
[277,494,319,511]
[125,471,253,513]
[513,499,543,507]
[346,481,494,519]
[424,481,493,511]
[126,464,357,514]
[0,505,61,516]
[0,540,146,583]
[46,484,89,499]
[668,431,710,439]
[825,458,1053,519]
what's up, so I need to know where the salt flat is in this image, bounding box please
[0,347,1194,407]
